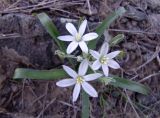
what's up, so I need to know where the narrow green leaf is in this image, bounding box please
[99,77,116,85]
[109,34,124,46]
[82,90,89,118]
[88,7,126,49]
[110,76,150,95]
[13,69,150,95]
[37,13,66,52]
[13,68,67,80]
[13,68,90,117]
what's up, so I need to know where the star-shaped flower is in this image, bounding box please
[56,60,102,102]
[57,20,98,54]
[90,43,121,76]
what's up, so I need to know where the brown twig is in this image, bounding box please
[28,84,43,106]
[139,71,160,83]
[125,90,140,118]
[39,82,49,118]
[0,33,21,39]
[0,0,84,14]
[36,98,56,118]
[5,0,22,10]
[30,94,46,106]
[134,46,160,71]
[58,100,80,110]
[108,28,160,35]
[86,0,92,15]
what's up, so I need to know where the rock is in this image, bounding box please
[125,5,147,21]
[148,14,160,33]
[0,14,61,69]
[147,0,160,9]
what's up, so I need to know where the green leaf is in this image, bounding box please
[82,90,89,118]
[109,34,124,47]
[99,77,116,85]
[37,13,66,52]
[13,68,67,80]
[13,68,150,95]
[110,76,150,95]
[13,68,90,117]
[88,7,126,49]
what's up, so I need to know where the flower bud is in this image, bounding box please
[55,50,66,58]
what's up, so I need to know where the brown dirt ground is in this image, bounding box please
[0,0,160,118]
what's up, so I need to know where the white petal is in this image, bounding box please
[82,33,98,41]
[63,65,78,78]
[92,60,101,70]
[102,65,109,76]
[56,79,76,87]
[67,41,78,54]
[78,59,88,76]
[73,84,81,102]
[84,73,102,81]
[78,19,87,36]
[100,42,109,55]
[66,23,77,36]
[57,35,74,41]
[82,82,98,97]
[107,51,121,59]
[79,41,88,53]
[90,50,100,59]
[107,59,120,69]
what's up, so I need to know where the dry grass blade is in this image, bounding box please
[36,98,56,118]
[139,71,160,83]
[1,0,84,13]
[125,90,140,118]
[86,0,92,15]
[108,28,160,35]
[134,46,160,71]
[0,33,21,39]
[58,100,80,110]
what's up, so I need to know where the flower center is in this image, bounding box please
[75,33,81,42]
[100,56,109,64]
[76,76,84,84]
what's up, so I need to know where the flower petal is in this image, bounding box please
[82,82,98,97]
[57,35,74,41]
[79,41,88,53]
[66,23,77,36]
[78,19,87,36]
[102,65,109,76]
[63,65,78,78]
[82,33,98,41]
[78,59,88,76]
[90,50,100,59]
[56,79,76,87]
[107,59,120,69]
[73,84,81,102]
[107,51,121,59]
[67,41,78,54]
[84,73,102,81]
[92,60,101,70]
[100,42,109,55]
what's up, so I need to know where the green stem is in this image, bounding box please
[82,90,90,118]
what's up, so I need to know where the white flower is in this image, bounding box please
[56,60,102,102]
[57,20,98,54]
[90,43,121,76]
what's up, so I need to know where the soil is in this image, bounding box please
[0,0,160,118]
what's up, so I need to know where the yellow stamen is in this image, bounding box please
[76,76,84,84]
[75,33,81,41]
[100,56,109,64]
